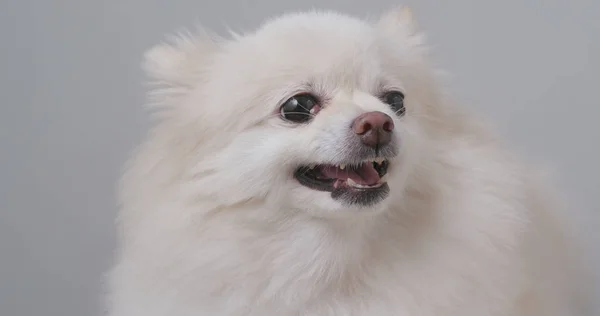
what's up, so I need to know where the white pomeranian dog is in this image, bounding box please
[107,7,593,316]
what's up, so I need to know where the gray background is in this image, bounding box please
[1,1,598,315]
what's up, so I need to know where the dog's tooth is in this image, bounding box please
[374,158,384,164]
[347,178,357,187]
[339,164,346,170]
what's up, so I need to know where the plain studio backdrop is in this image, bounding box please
[1,0,598,315]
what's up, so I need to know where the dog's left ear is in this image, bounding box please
[143,28,221,87]
[142,28,223,110]
[377,6,418,37]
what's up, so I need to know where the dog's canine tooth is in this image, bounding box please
[347,178,357,187]
[374,158,385,164]
[339,164,346,170]
[380,174,389,183]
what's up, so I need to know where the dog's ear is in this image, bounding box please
[143,28,221,87]
[377,6,427,51]
[142,28,222,111]
[377,6,418,37]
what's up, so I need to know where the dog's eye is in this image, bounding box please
[382,91,405,116]
[280,94,320,123]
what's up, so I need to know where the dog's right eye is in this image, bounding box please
[280,94,320,123]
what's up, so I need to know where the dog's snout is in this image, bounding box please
[352,111,394,148]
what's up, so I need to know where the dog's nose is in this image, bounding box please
[352,111,394,148]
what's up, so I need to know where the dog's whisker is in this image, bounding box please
[296,103,313,113]
[265,112,317,120]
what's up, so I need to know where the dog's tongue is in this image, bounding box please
[321,163,380,185]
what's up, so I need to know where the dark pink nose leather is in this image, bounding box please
[352,111,394,148]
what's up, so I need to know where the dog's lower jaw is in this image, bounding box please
[282,189,394,218]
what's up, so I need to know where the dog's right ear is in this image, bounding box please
[377,6,417,36]
[142,28,221,87]
[376,6,427,52]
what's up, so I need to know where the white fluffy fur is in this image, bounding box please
[107,8,592,316]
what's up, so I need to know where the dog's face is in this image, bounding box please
[144,9,440,216]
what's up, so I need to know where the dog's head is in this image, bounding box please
[143,8,444,216]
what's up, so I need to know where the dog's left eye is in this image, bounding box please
[280,94,320,123]
[382,91,405,116]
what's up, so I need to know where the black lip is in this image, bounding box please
[293,161,391,207]
[294,167,336,192]
[331,183,389,207]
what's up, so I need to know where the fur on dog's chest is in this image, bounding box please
[175,222,523,316]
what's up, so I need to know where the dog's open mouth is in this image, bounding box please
[294,158,390,206]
